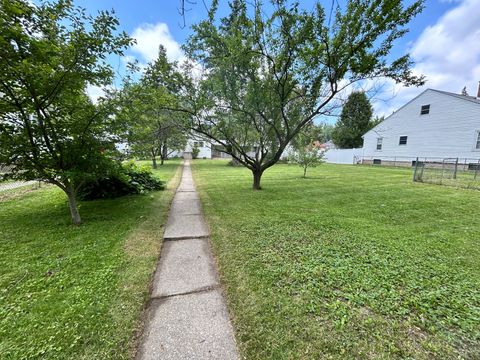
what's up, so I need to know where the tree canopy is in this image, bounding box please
[332,91,374,148]
[0,0,132,224]
[178,0,425,189]
[116,46,188,168]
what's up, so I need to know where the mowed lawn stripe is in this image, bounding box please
[192,160,479,360]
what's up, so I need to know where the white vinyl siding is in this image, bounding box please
[362,89,480,160]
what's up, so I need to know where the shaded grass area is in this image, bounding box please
[0,160,181,359]
[192,160,480,359]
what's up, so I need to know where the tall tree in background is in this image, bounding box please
[319,123,335,143]
[0,0,132,224]
[332,91,374,148]
[180,0,425,189]
[117,46,187,167]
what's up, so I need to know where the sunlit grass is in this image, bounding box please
[192,160,480,359]
[0,160,181,359]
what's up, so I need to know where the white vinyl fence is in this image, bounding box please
[324,148,363,164]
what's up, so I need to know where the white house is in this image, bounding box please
[182,138,212,159]
[171,135,232,159]
[362,88,480,166]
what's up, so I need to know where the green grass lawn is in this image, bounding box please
[0,160,181,359]
[192,160,480,359]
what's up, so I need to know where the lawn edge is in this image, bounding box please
[128,162,184,359]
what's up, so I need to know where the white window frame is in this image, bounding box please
[376,137,383,151]
[399,136,408,146]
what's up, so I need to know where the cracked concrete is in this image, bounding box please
[136,160,239,360]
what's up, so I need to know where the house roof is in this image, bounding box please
[363,88,480,138]
[429,89,480,105]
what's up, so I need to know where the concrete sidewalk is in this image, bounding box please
[136,161,239,360]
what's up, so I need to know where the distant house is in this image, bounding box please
[362,87,480,166]
[171,135,232,159]
[180,138,212,159]
[321,140,337,150]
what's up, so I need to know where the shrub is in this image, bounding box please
[77,162,164,200]
[227,159,243,167]
[192,145,200,159]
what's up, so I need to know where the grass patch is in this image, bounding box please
[0,160,181,359]
[192,160,480,359]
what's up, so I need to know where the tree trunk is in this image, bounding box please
[160,143,168,166]
[65,184,81,225]
[151,148,158,169]
[252,168,264,190]
[303,166,307,178]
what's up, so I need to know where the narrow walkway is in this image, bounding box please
[136,161,239,360]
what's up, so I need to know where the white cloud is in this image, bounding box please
[130,23,185,64]
[86,84,104,104]
[374,0,480,116]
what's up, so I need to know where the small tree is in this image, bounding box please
[332,91,373,148]
[192,144,200,159]
[291,124,326,177]
[292,145,325,178]
[0,0,132,224]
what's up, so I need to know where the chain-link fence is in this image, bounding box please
[359,156,480,190]
[0,166,42,193]
[413,157,480,190]
[0,180,41,192]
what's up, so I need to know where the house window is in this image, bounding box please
[468,163,480,171]
[475,132,480,150]
[399,136,408,145]
[420,104,430,115]
[373,159,382,165]
[194,141,204,147]
[376,138,382,150]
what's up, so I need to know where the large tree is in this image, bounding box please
[179,0,424,189]
[0,0,132,224]
[332,91,373,148]
[118,47,188,168]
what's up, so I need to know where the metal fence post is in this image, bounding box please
[475,159,480,180]
[413,157,419,182]
[453,158,458,179]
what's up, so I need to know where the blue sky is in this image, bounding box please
[79,0,480,119]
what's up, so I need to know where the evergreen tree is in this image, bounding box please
[332,92,373,148]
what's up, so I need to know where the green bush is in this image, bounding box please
[227,159,243,167]
[77,162,164,200]
[192,145,200,159]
